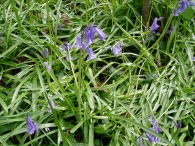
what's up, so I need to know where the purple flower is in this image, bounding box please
[173,8,180,16]
[44,62,51,71]
[180,0,187,11]
[192,57,195,61]
[112,43,122,55]
[60,42,71,52]
[48,96,56,113]
[87,48,96,60]
[76,34,83,48]
[150,18,160,33]
[145,115,161,143]
[177,0,195,13]
[94,27,106,41]
[148,115,156,125]
[76,25,106,51]
[26,115,38,135]
[84,26,95,47]
[42,48,49,58]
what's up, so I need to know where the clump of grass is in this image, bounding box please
[0,0,194,145]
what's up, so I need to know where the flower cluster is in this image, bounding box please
[76,25,106,60]
[174,0,195,16]
[59,25,122,60]
[145,115,162,143]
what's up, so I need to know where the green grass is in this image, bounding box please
[0,0,195,146]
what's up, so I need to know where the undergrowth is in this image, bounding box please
[0,0,194,146]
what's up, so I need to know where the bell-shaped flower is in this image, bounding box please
[84,26,95,48]
[145,115,162,143]
[26,114,38,135]
[87,48,96,60]
[94,27,106,41]
[150,18,160,33]
[76,34,83,48]
[112,43,122,55]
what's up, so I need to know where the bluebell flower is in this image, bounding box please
[94,27,106,41]
[180,0,187,11]
[112,43,122,55]
[145,115,161,143]
[42,48,49,58]
[87,48,96,60]
[76,34,83,48]
[84,26,95,48]
[26,114,38,135]
[44,62,51,71]
[150,18,160,33]
[192,57,195,61]
[180,0,195,12]
[173,8,180,16]
[60,42,71,52]
[174,0,195,16]
[76,25,106,51]
[48,96,56,113]
[84,25,106,47]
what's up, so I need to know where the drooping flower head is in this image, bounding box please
[26,114,38,135]
[150,17,162,33]
[77,25,106,50]
[94,27,106,41]
[48,95,56,113]
[180,0,187,11]
[84,26,96,48]
[112,43,122,55]
[173,8,180,16]
[87,48,96,60]
[42,48,49,58]
[180,0,195,11]
[76,33,83,48]
[174,0,195,16]
[145,115,161,143]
